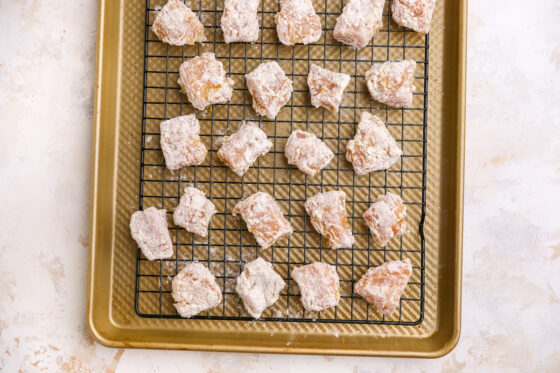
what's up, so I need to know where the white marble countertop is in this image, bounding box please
[1,0,559,371]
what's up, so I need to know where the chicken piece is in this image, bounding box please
[152,0,205,46]
[307,64,351,112]
[178,52,234,111]
[236,257,286,318]
[172,262,223,318]
[173,187,217,237]
[233,192,293,249]
[160,114,207,170]
[346,112,402,175]
[354,258,412,315]
[333,0,385,49]
[304,191,354,249]
[285,130,334,177]
[130,207,173,261]
[291,262,340,312]
[363,193,406,247]
[365,60,417,108]
[217,121,273,177]
[275,0,322,46]
[392,0,436,34]
[246,61,293,119]
[221,0,260,43]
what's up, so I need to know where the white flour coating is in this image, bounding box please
[346,112,402,175]
[178,52,234,111]
[291,262,340,312]
[233,192,293,249]
[285,130,334,177]
[365,60,417,108]
[354,258,412,315]
[304,190,355,249]
[212,129,226,148]
[221,0,260,43]
[236,257,286,318]
[173,187,217,237]
[171,262,223,318]
[209,261,225,277]
[241,249,257,262]
[213,135,225,148]
[217,121,272,177]
[246,61,293,119]
[307,64,351,112]
[392,0,436,34]
[275,0,322,45]
[363,192,406,247]
[129,207,173,261]
[333,0,385,49]
[152,0,205,46]
[160,114,207,170]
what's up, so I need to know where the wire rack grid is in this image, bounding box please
[135,0,428,325]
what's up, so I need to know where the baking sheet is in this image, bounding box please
[87,0,465,356]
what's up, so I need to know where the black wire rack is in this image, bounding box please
[135,0,428,325]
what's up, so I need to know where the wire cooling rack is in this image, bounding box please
[135,0,428,325]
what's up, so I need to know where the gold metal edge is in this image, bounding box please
[87,0,121,346]
[86,0,106,345]
[420,0,467,358]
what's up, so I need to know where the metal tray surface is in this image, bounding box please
[88,0,466,357]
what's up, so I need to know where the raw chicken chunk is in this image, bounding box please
[345,112,402,175]
[172,262,223,318]
[178,52,234,111]
[392,0,436,34]
[130,207,173,261]
[221,0,260,43]
[363,193,406,247]
[233,192,293,249]
[365,60,416,108]
[333,0,385,49]
[275,0,322,46]
[152,0,205,46]
[160,114,207,170]
[291,262,340,312]
[307,64,350,112]
[304,191,355,249]
[246,61,293,119]
[217,121,273,177]
[173,187,217,237]
[285,130,334,177]
[236,257,286,318]
[354,258,412,315]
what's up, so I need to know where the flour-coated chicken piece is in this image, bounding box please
[291,262,340,312]
[173,187,217,237]
[345,112,402,175]
[246,61,293,119]
[233,192,293,249]
[130,207,173,261]
[304,191,355,249]
[354,258,412,315]
[152,0,205,46]
[160,114,207,170]
[178,52,234,111]
[236,257,286,318]
[217,122,273,177]
[172,262,223,317]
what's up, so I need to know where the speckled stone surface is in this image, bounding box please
[1,0,559,371]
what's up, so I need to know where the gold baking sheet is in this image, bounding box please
[87,0,466,356]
